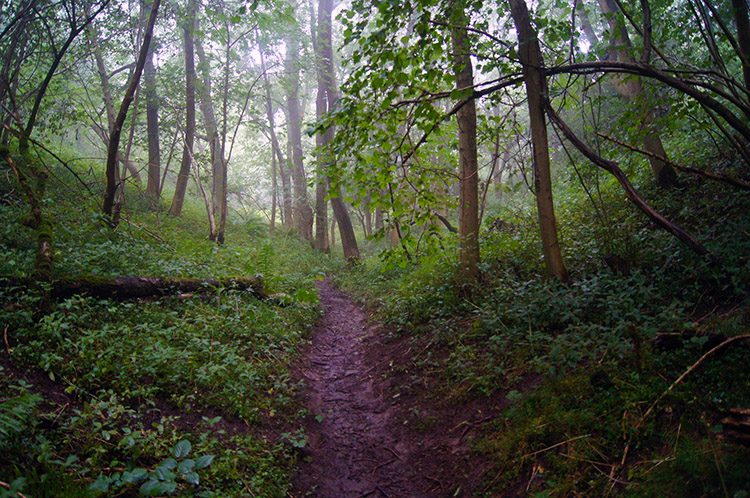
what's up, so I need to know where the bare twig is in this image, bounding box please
[637,335,750,428]
[521,434,591,459]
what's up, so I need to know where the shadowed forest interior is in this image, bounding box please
[1,0,749,495]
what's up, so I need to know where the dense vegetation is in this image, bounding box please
[0,174,342,496]
[2,0,750,495]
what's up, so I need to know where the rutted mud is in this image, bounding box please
[292,279,434,497]
[291,279,510,497]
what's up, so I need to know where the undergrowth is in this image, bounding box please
[339,176,750,497]
[0,168,338,497]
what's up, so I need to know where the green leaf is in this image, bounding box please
[178,459,195,474]
[184,471,200,485]
[139,479,159,495]
[172,440,192,458]
[161,457,178,470]
[195,455,214,469]
[122,468,148,483]
[154,466,175,482]
[88,475,110,493]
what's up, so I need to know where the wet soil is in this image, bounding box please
[291,280,512,497]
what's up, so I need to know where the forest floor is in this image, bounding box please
[291,279,512,498]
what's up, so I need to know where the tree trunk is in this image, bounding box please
[258,34,293,231]
[315,0,359,262]
[598,0,676,188]
[194,33,226,242]
[509,0,570,283]
[144,10,161,200]
[286,26,314,240]
[450,3,481,284]
[103,0,160,225]
[270,139,278,234]
[168,0,197,217]
[731,0,750,91]
[375,206,384,231]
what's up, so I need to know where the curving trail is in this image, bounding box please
[292,279,436,497]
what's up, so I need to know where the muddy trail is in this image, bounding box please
[292,280,505,497]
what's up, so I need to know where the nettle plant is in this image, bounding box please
[89,440,214,496]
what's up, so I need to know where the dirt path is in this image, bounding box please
[292,279,439,497]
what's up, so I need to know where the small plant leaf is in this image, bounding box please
[178,458,195,474]
[122,468,148,483]
[184,471,200,485]
[172,439,192,458]
[88,475,110,493]
[195,455,214,469]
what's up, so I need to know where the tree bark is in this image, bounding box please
[285,26,314,240]
[315,0,359,262]
[509,0,570,283]
[194,32,227,242]
[271,137,278,234]
[168,0,196,217]
[144,9,161,199]
[450,2,481,284]
[103,0,160,225]
[731,0,750,91]
[598,0,676,188]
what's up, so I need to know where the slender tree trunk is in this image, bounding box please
[286,25,314,240]
[509,0,570,283]
[168,0,196,217]
[598,0,676,188]
[10,1,108,279]
[103,0,160,224]
[271,144,277,234]
[364,199,372,237]
[450,2,480,284]
[194,33,226,241]
[258,35,293,231]
[144,11,161,200]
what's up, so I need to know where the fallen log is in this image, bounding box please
[1,275,266,300]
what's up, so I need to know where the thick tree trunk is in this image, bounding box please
[509,0,570,283]
[598,0,676,188]
[286,28,314,240]
[315,0,359,262]
[168,0,196,217]
[103,0,160,224]
[450,3,480,284]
